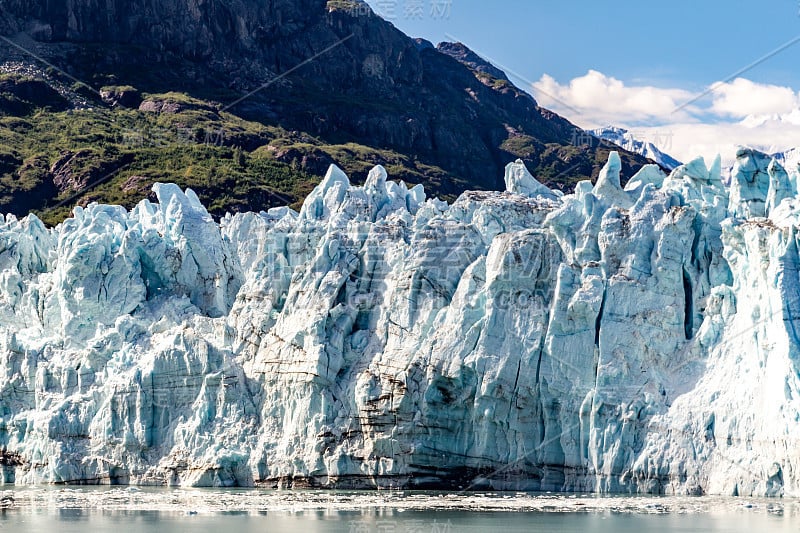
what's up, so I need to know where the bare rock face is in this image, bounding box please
[0,76,68,114]
[99,87,142,108]
[49,150,90,192]
[437,41,510,82]
[0,0,326,58]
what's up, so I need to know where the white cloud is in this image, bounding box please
[710,78,799,118]
[632,119,800,168]
[532,70,696,126]
[530,70,800,167]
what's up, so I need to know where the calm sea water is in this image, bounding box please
[1,488,798,532]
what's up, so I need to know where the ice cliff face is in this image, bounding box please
[1,150,800,496]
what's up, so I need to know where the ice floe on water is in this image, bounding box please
[1,488,799,517]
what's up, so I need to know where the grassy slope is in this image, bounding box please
[0,68,646,227]
[0,75,460,226]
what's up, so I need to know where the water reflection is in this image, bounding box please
[58,508,87,521]
[0,508,796,533]
[0,489,800,532]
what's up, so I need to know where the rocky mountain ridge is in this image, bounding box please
[0,0,654,222]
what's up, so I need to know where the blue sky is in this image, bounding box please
[368,0,800,89]
[365,0,800,164]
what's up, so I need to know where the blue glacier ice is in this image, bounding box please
[1,150,800,497]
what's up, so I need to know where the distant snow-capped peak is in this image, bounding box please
[590,126,683,170]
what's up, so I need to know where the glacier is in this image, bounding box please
[1,148,800,497]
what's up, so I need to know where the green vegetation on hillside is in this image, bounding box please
[0,74,454,226]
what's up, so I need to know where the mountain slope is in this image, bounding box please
[0,0,655,222]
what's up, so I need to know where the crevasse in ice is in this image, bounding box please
[1,149,799,496]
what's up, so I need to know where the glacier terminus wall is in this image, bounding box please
[1,148,800,497]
